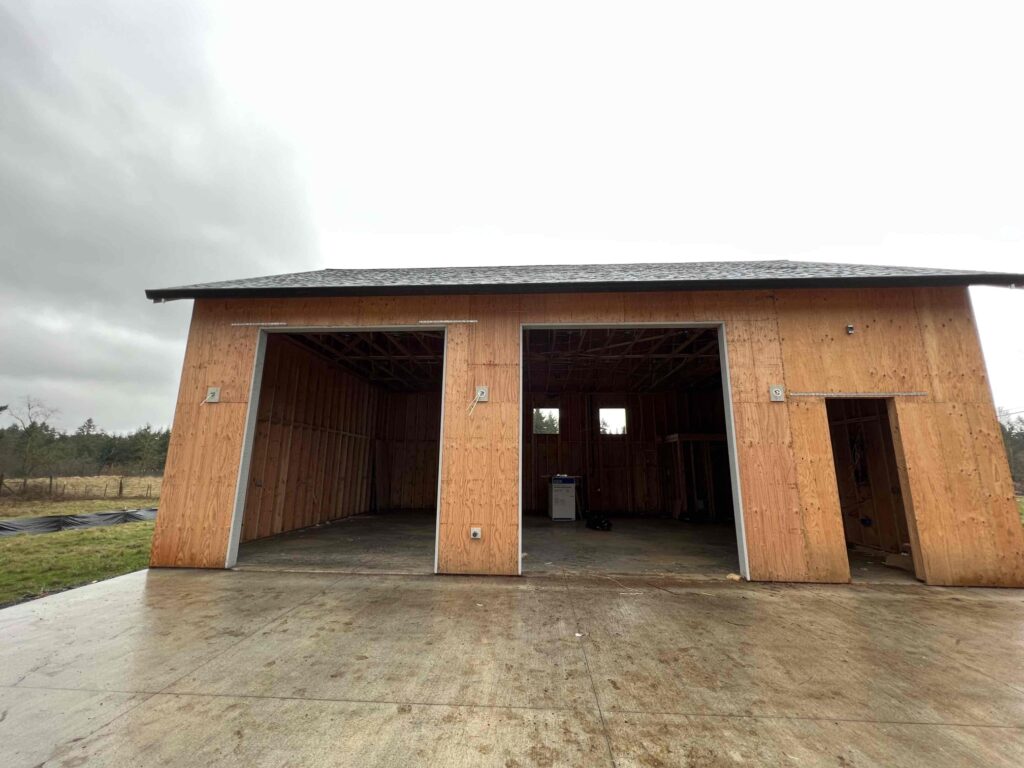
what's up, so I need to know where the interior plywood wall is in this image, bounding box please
[374,391,442,511]
[238,336,441,544]
[240,336,379,542]
[522,389,727,517]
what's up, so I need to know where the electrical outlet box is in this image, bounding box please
[206,387,221,404]
[768,385,785,402]
[469,527,482,540]
[475,386,489,402]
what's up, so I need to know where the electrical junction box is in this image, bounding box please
[475,385,489,402]
[206,387,221,404]
[769,385,785,402]
[470,527,482,540]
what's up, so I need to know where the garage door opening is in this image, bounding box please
[232,329,445,574]
[521,326,743,578]
[826,398,919,584]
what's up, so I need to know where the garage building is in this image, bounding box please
[146,261,1024,586]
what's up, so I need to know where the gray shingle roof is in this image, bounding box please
[146,260,1024,301]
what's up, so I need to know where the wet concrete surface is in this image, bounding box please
[2,569,1024,766]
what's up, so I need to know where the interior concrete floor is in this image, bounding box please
[236,510,436,574]
[237,511,746,579]
[523,515,741,577]
[848,546,921,585]
[4,569,1024,767]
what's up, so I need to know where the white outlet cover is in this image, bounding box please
[206,386,221,403]
[475,386,489,402]
[470,527,482,539]
[769,385,785,402]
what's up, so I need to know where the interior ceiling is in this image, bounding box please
[285,327,721,394]
[286,331,445,392]
[524,328,721,394]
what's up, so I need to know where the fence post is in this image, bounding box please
[49,476,54,496]
[0,473,4,496]
[118,478,124,498]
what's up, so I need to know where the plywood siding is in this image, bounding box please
[150,301,260,568]
[151,287,1024,585]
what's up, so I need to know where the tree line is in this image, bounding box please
[0,397,169,478]
[1003,413,1024,494]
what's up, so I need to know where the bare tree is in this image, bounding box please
[6,396,58,429]
[4,396,60,477]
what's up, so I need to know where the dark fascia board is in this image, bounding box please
[145,272,1024,302]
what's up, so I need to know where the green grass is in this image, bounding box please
[0,521,154,607]
[0,497,158,519]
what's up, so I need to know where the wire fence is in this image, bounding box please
[0,475,163,500]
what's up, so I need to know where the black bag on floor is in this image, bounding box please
[586,517,613,532]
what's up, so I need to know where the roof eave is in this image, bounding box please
[145,273,1023,302]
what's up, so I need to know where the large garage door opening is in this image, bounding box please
[521,327,741,578]
[233,330,445,574]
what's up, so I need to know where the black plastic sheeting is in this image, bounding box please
[0,508,158,536]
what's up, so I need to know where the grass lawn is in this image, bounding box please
[0,497,158,519]
[0,521,154,607]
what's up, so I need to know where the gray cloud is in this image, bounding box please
[0,1,316,431]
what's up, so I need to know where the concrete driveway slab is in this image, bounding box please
[168,574,595,710]
[603,712,1024,768]
[570,581,1024,726]
[37,693,612,768]
[0,569,342,691]
[3,568,1024,767]
[0,686,149,768]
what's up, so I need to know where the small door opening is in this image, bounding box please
[825,398,919,583]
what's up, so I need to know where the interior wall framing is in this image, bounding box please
[150,287,1024,586]
[826,398,911,557]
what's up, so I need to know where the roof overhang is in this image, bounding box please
[146,273,1022,302]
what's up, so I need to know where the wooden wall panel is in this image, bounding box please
[152,286,1024,585]
[437,307,521,575]
[521,389,727,518]
[774,288,932,395]
[237,336,381,542]
[787,399,851,583]
[375,391,442,511]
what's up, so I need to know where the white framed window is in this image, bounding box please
[532,407,560,435]
[599,408,627,435]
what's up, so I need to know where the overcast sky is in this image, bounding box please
[1,1,1022,432]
